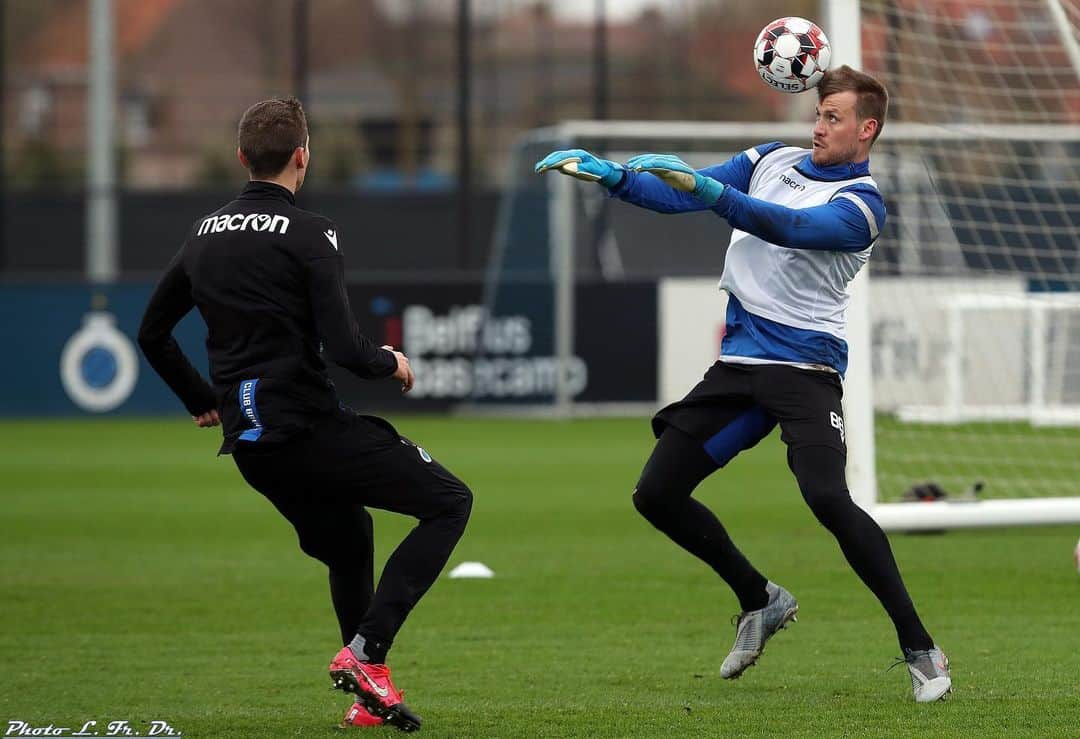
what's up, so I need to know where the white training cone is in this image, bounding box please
[448,561,495,579]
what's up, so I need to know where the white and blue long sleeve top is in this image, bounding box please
[608,143,885,375]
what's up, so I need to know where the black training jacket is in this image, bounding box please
[137,180,397,453]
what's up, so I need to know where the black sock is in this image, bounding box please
[634,427,770,612]
[330,567,374,647]
[788,446,934,653]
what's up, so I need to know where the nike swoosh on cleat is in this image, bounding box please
[356,665,390,697]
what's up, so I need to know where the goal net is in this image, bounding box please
[485,0,1080,529]
[859,0,1080,527]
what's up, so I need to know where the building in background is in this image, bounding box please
[3,0,817,190]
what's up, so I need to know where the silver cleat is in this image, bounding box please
[720,581,798,679]
[900,645,952,702]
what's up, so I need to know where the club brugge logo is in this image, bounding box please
[60,310,139,412]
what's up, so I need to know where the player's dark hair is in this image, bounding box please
[237,97,308,178]
[818,65,889,145]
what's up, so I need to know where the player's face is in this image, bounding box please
[812,91,862,166]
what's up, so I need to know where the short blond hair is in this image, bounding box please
[818,65,889,144]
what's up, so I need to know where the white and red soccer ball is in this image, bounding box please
[754,17,832,94]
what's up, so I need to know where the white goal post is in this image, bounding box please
[829,0,1080,530]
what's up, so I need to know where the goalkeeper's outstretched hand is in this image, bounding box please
[625,154,725,205]
[535,149,625,187]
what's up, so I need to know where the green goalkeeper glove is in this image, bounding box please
[625,153,725,205]
[535,148,625,187]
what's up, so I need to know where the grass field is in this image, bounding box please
[875,417,1080,502]
[2,417,1078,738]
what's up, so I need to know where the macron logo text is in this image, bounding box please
[778,174,806,192]
[197,213,290,236]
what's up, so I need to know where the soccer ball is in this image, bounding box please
[753,17,831,94]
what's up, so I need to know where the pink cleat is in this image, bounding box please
[329,647,421,732]
[341,701,384,728]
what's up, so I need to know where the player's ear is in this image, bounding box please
[859,118,879,143]
[295,146,308,171]
[236,147,250,170]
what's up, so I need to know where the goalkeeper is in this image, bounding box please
[536,65,951,703]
